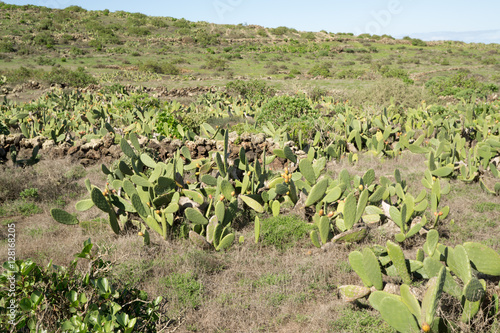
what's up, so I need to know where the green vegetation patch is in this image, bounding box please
[257,95,317,127]
[161,272,204,309]
[259,215,315,251]
[329,307,395,333]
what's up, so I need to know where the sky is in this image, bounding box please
[4,0,500,43]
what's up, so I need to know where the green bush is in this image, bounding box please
[195,31,220,47]
[308,87,327,101]
[45,67,97,87]
[226,79,276,99]
[33,32,55,47]
[156,111,182,138]
[259,215,315,251]
[150,17,168,28]
[257,95,317,127]
[64,5,87,12]
[257,29,267,37]
[1,66,39,84]
[19,188,38,200]
[411,38,427,47]
[0,239,163,332]
[269,26,295,36]
[138,61,179,75]
[70,46,86,55]
[0,40,15,53]
[335,68,365,79]
[180,112,210,133]
[308,64,331,77]
[161,272,203,309]
[128,26,151,36]
[204,56,227,71]
[379,66,413,84]
[36,56,56,66]
[301,32,316,40]
[173,18,191,28]
[425,72,498,99]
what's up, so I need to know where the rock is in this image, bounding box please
[85,150,100,160]
[291,192,307,221]
[81,139,103,151]
[377,221,400,237]
[108,145,122,159]
[147,139,161,150]
[252,133,265,145]
[171,139,182,150]
[321,242,336,252]
[24,136,44,149]
[137,136,148,147]
[6,133,24,146]
[246,150,256,163]
[185,141,196,153]
[240,133,252,142]
[383,283,400,295]
[0,134,5,146]
[42,140,55,150]
[161,137,172,145]
[197,145,207,156]
[71,150,85,160]
[79,158,93,167]
[178,196,200,210]
[68,146,79,155]
[194,137,207,146]
[49,147,66,159]
[229,146,239,159]
[102,133,114,148]
[228,131,239,143]
[346,142,358,153]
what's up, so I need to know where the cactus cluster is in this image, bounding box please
[346,229,500,331]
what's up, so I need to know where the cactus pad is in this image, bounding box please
[50,208,79,225]
[338,285,371,302]
[463,242,500,276]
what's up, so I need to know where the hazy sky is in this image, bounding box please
[4,0,500,40]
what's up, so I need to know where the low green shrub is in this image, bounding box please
[128,26,151,36]
[138,61,179,75]
[161,272,203,309]
[335,68,365,79]
[203,56,227,71]
[45,67,97,87]
[379,66,413,84]
[156,111,182,138]
[0,39,15,53]
[226,79,276,99]
[308,64,331,77]
[425,72,498,100]
[0,239,164,332]
[257,95,317,127]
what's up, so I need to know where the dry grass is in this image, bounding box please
[0,153,499,332]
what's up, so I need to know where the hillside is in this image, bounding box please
[0,2,499,105]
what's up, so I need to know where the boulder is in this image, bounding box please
[42,140,55,150]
